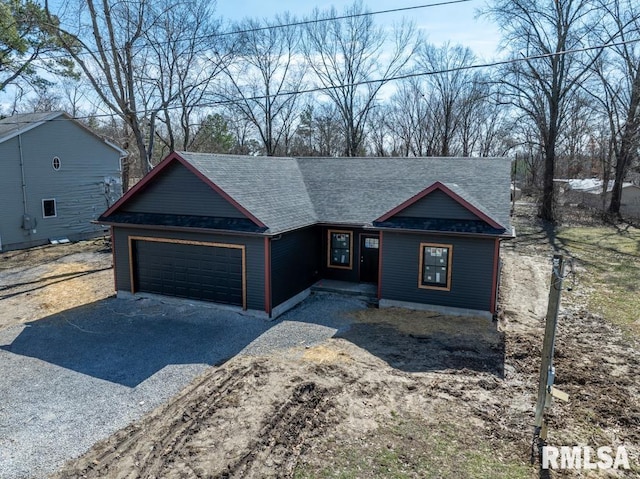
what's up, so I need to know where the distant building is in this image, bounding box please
[555,178,640,218]
[0,111,126,251]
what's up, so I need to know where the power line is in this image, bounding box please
[217,0,474,37]
[3,37,639,126]
[40,0,475,62]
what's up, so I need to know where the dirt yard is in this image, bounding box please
[1,207,639,479]
[0,237,113,330]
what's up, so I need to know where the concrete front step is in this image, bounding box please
[310,280,378,305]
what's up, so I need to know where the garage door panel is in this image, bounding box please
[132,239,244,307]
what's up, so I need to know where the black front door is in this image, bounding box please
[359,234,380,283]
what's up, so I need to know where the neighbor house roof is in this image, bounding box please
[0,111,127,156]
[556,178,635,194]
[0,111,65,143]
[101,152,513,236]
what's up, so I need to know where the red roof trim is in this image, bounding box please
[101,152,177,217]
[176,155,266,228]
[375,181,503,230]
[101,152,266,228]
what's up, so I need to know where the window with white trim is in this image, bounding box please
[52,156,61,170]
[419,243,452,290]
[42,199,57,218]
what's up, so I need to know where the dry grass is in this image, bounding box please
[557,226,640,335]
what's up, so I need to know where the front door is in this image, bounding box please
[359,234,380,283]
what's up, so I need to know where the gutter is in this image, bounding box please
[371,225,515,240]
[95,219,517,240]
[91,220,269,238]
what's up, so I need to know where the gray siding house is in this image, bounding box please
[99,152,513,319]
[0,112,126,251]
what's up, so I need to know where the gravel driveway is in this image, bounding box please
[0,293,362,479]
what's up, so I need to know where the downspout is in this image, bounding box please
[264,236,272,318]
[17,133,36,236]
[18,134,28,216]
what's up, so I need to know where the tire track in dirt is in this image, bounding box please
[135,361,270,479]
[55,361,268,479]
[218,381,334,479]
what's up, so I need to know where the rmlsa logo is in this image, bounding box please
[542,446,630,470]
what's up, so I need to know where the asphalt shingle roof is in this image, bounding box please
[175,153,512,235]
[179,153,318,234]
[0,111,127,156]
[0,112,63,144]
[296,157,511,231]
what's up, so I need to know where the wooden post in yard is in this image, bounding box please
[532,254,569,461]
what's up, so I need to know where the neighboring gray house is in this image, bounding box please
[99,152,514,319]
[0,111,126,251]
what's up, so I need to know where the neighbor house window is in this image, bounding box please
[328,229,353,269]
[419,243,452,291]
[42,199,57,218]
[52,156,61,170]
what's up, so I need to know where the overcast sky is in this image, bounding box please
[215,0,502,60]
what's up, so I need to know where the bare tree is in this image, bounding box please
[471,87,514,157]
[365,105,390,156]
[220,14,304,156]
[590,0,640,216]
[24,84,61,111]
[289,105,315,156]
[454,79,509,157]
[387,78,434,156]
[146,0,229,155]
[227,115,262,155]
[557,92,597,177]
[483,0,600,221]
[302,1,417,156]
[47,0,226,188]
[314,103,345,157]
[418,42,481,156]
[47,0,154,186]
[59,77,98,117]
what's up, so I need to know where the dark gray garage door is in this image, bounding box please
[133,239,244,307]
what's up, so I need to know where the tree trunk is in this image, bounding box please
[540,117,559,222]
[130,116,149,179]
[608,148,630,215]
[540,140,557,222]
[608,63,640,215]
[540,86,561,222]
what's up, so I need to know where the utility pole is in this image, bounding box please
[512,153,517,215]
[532,254,569,463]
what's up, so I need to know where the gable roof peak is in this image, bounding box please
[0,111,126,156]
